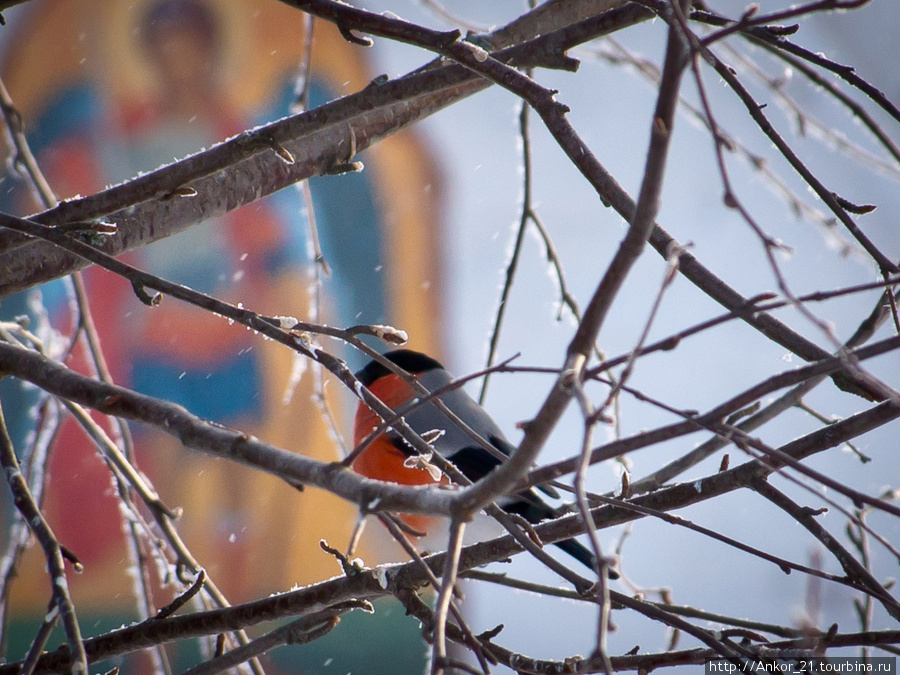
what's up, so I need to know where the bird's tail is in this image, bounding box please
[505,494,618,579]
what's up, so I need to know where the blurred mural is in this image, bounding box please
[0,0,443,671]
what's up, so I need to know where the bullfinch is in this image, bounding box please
[352,349,613,576]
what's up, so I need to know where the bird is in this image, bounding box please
[351,348,615,577]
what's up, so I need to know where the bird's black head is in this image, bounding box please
[355,349,445,386]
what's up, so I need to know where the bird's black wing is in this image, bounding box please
[488,434,560,500]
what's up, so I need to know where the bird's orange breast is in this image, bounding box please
[352,372,449,536]
[353,373,446,486]
[353,373,414,447]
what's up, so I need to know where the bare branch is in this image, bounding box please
[0,403,87,675]
[0,3,652,297]
[0,339,458,517]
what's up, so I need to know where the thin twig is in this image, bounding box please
[179,601,369,675]
[696,0,871,46]
[480,97,534,405]
[0,402,88,675]
[567,376,612,675]
[19,600,59,675]
[432,520,465,675]
[692,19,899,276]
[377,514,493,673]
[751,477,900,620]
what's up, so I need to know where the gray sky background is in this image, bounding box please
[364,1,900,670]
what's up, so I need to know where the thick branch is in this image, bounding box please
[0,3,652,298]
[0,341,457,517]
